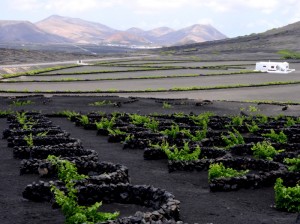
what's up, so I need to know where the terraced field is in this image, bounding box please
[42,66,145,74]
[0,58,299,103]
[5,69,242,81]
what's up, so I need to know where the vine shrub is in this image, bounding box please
[89,100,112,106]
[16,112,27,125]
[285,117,296,127]
[24,133,34,147]
[181,128,207,142]
[229,115,245,127]
[164,142,201,161]
[150,141,200,161]
[11,100,33,106]
[79,115,89,125]
[129,114,151,125]
[129,114,160,132]
[95,117,115,130]
[144,118,160,132]
[274,178,300,212]
[150,140,172,152]
[57,111,79,120]
[0,110,12,116]
[245,121,260,133]
[162,102,173,109]
[256,114,268,124]
[262,129,288,143]
[284,157,300,172]
[16,112,36,130]
[160,125,180,139]
[47,155,119,223]
[189,112,214,127]
[107,128,126,136]
[221,128,245,149]
[251,141,284,160]
[208,163,249,181]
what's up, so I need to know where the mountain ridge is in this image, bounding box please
[0,15,227,46]
[0,20,70,43]
[157,20,300,58]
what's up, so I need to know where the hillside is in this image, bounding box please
[0,20,69,43]
[36,15,116,44]
[154,24,227,45]
[104,32,150,45]
[158,21,300,59]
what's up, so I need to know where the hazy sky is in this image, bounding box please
[1,0,300,37]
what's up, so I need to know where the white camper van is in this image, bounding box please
[255,61,295,73]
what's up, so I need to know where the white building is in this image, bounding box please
[254,61,295,73]
[77,60,89,65]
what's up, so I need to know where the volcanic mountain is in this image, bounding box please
[0,20,69,43]
[35,15,227,45]
[159,20,300,57]
[36,15,116,44]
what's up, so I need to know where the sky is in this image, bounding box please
[1,0,300,37]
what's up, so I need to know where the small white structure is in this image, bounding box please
[254,61,295,73]
[77,60,89,65]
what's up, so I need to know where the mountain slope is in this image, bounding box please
[125,24,226,45]
[147,27,175,37]
[104,31,150,45]
[0,20,69,43]
[159,21,300,56]
[36,15,116,43]
[156,24,227,45]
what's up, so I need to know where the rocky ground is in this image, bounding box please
[0,95,299,224]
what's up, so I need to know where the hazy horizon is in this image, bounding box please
[1,0,300,38]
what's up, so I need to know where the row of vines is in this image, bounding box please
[69,110,300,212]
[2,112,181,223]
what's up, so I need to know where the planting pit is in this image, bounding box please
[1,95,300,223]
[23,183,180,223]
[2,111,182,223]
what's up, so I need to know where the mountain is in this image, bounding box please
[36,15,116,43]
[157,21,300,59]
[35,15,226,46]
[155,24,227,45]
[104,31,150,45]
[0,15,227,46]
[0,20,69,43]
[124,24,225,45]
[147,27,175,37]
[125,27,175,44]
[125,27,146,36]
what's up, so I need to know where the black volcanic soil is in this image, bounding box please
[0,95,299,224]
[0,48,99,65]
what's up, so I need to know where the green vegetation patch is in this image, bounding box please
[251,141,284,160]
[208,163,249,181]
[262,129,288,143]
[10,100,34,107]
[284,156,300,172]
[274,178,300,212]
[89,100,113,106]
[277,50,300,59]
[1,65,79,80]
[47,155,119,223]
[1,70,259,83]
